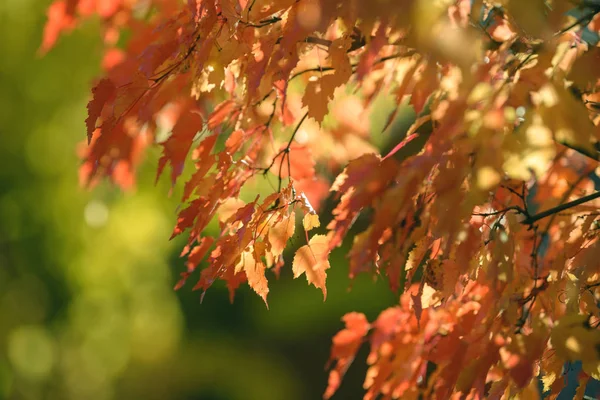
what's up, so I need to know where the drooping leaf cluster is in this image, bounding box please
[44,0,600,398]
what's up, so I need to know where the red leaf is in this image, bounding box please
[271,144,315,181]
[185,236,215,273]
[40,0,78,54]
[208,100,237,130]
[85,79,116,143]
[157,109,204,185]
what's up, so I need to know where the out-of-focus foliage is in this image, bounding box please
[0,1,397,399]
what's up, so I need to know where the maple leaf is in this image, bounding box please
[302,213,320,231]
[235,247,270,306]
[182,134,219,201]
[503,110,556,180]
[324,312,370,399]
[268,211,296,258]
[292,234,330,299]
[302,37,352,123]
[40,0,78,54]
[207,100,237,131]
[409,61,438,115]
[551,314,600,365]
[85,78,116,143]
[157,109,205,185]
[271,144,316,181]
[569,46,600,91]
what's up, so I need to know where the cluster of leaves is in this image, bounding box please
[44,0,600,398]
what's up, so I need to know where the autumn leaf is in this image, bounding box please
[302,37,352,123]
[235,247,269,306]
[551,314,600,365]
[536,82,597,156]
[503,111,556,180]
[157,109,205,185]
[40,0,77,54]
[569,47,600,91]
[302,213,320,231]
[268,211,296,258]
[292,234,330,299]
[324,312,370,399]
[271,144,315,181]
[409,61,438,115]
[85,78,116,143]
[506,0,550,39]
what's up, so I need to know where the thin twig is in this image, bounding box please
[277,112,309,192]
[254,51,415,107]
[258,112,309,189]
[554,8,600,37]
[472,205,526,218]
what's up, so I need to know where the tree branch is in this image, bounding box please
[254,51,414,107]
[557,139,600,162]
[258,112,309,189]
[554,7,600,37]
[274,32,381,53]
[521,190,600,225]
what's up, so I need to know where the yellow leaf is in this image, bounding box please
[292,234,330,299]
[406,236,431,271]
[537,82,597,156]
[503,111,556,180]
[303,213,320,231]
[583,360,600,380]
[551,314,600,364]
[517,378,540,400]
[569,47,600,91]
[476,166,501,191]
[507,0,550,39]
[541,347,565,395]
[420,283,440,308]
[541,372,557,393]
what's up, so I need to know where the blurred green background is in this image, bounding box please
[0,1,398,399]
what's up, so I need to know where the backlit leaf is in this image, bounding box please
[292,234,330,299]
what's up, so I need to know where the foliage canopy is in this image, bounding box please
[44,0,600,398]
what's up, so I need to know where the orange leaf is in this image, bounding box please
[302,37,352,123]
[157,109,205,185]
[324,312,370,399]
[269,211,296,258]
[271,144,315,181]
[569,47,600,91]
[236,248,269,307]
[292,234,330,299]
[40,0,77,54]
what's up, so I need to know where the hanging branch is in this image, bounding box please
[521,190,600,225]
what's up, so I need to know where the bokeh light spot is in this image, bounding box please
[8,325,55,381]
[84,200,109,228]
